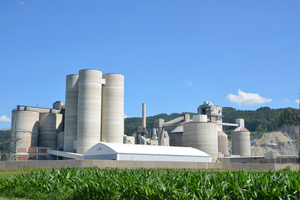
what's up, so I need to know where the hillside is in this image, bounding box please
[251,124,299,156]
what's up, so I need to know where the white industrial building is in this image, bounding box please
[83,143,211,162]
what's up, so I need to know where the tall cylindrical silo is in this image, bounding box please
[11,110,39,148]
[39,113,63,148]
[183,122,218,162]
[217,127,228,156]
[64,74,79,152]
[101,73,124,144]
[169,125,183,146]
[77,69,102,154]
[232,127,251,156]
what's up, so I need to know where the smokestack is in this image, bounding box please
[142,103,146,128]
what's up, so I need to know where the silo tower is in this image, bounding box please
[231,119,251,156]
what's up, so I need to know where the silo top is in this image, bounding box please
[79,69,102,73]
[66,74,79,77]
[103,73,124,77]
[233,126,250,132]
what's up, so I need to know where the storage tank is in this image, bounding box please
[77,69,102,154]
[39,113,63,148]
[101,73,124,143]
[64,74,79,152]
[183,115,218,162]
[231,126,251,156]
[217,127,228,156]
[169,125,183,146]
[11,110,39,147]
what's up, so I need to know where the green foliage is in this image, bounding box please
[0,130,10,154]
[282,165,292,172]
[267,108,299,131]
[0,168,300,199]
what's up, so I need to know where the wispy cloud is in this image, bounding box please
[296,99,300,105]
[20,1,24,5]
[0,115,11,123]
[186,81,192,86]
[283,98,289,103]
[226,89,272,105]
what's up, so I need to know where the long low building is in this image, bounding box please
[49,142,211,162]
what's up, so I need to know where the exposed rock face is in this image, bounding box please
[251,124,299,156]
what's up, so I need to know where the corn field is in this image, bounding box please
[0,168,299,199]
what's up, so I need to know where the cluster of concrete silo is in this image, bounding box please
[11,103,64,156]
[11,69,124,159]
[64,69,124,154]
[169,102,251,162]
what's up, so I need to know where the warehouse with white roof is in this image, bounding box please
[83,143,211,162]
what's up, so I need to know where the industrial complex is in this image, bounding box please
[7,69,297,165]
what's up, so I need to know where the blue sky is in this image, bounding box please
[0,1,299,129]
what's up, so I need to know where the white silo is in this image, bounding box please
[77,69,102,154]
[217,127,228,156]
[11,110,39,148]
[231,126,251,156]
[183,115,218,162]
[101,73,124,143]
[64,74,79,152]
[39,113,63,148]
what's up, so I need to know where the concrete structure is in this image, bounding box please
[38,113,63,148]
[265,151,278,159]
[83,142,211,162]
[64,74,79,152]
[142,103,146,128]
[198,102,222,129]
[183,115,218,162]
[77,69,103,154]
[101,73,124,144]
[217,127,228,156]
[232,126,251,156]
[17,105,60,114]
[57,131,64,150]
[53,101,65,111]
[169,124,183,146]
[11,110,39,147]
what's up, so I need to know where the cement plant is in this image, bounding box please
[5,69,299,166]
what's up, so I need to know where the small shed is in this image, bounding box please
[83,142,211,162]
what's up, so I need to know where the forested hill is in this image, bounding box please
[124,107,300,137]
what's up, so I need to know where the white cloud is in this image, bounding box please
[296,99,300,105]
[283,98,289,103]
[226,89,272,105]
[0,115,11,123]
[20,1,24,5]
[186,81,192,86]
